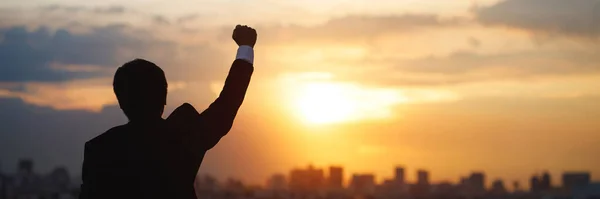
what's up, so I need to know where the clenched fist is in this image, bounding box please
[232,25,257,48]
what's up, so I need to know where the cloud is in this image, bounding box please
[2,6,599,111]
[0,79,115,112]
[0,21,231,110]
[340,49,600,88]
[0,24,211,82]
[476,0,600,38]
[152,15,170,25]
[400,50,600,75]
[468,37,481,48]
[176,14,199,24]
[253,14,467,45]
[93,6,126,14]
[41,5,86,13]
[0,25,129,82]
[0,78,189,112]
[41,5,126,15]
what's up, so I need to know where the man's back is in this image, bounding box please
[82,119,199,198]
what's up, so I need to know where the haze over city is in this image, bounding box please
[1,0,599,190]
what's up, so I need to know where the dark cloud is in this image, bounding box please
[0,25,155,82]
[476,0,600,37]
[152,15,170,25]
[93,5,126,14]
[0,23,227,83]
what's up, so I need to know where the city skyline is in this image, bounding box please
[2,158,597,191]
[2,159,598,199]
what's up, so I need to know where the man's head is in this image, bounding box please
[113,59,168,121]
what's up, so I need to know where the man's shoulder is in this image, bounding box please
[86,124,129,148]
[167,103,200,122]
[174,103,197,113]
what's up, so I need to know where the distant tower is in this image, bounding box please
[328,166,344,189]
[49,167,71,191]
[289,165,325,193]
[491,179,506,194]
[411,170,430,197]
[417,170,429,185]
[541,172,551,190]
[562,172,591,189]
[18,159,33,174]
[513,181,520,191]
[350,174,376,195]
[395,166,405,184]
[469,172,485,191]
[530,175,540,192]
[267,174,287,191]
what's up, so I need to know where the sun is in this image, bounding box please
[278,73,415,125]
[294,83,360,124]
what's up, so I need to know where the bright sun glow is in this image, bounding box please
[295,83,361,124]
[282,75,409,125]
[280,73,461,125]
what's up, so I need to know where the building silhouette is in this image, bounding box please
[530,175,541,192]
[18,159,33,175]
[417,170,429,185]
[267,174,286,191]
[562,172,591,189]
[491,179,507,194]
[469,172,486,192]
[289,165,325,193]
[395,166,405,185]
[350,174,375,195]
[411,170,431,197]
[541,172,552,191]
[328,166,344,189]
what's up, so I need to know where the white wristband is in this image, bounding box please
[236,45,254,64]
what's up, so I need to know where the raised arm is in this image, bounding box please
[168,25,257,155]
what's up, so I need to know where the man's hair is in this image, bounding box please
[113,59,168,120]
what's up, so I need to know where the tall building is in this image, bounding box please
[267,174,286,191]
[18,159,33,174]
[469,172,485,191]
[328,166,344,189]
[48,167,70,192]
[541,172,551,190]
[411,170,431,197]
[395,167,405,184]
[562,172,591,189]
[289,165,325,193]
[350,174,375,195]
[417,170,429,185]
[530,175,541,192]
[491,179,507,194]
[513,181,521,192]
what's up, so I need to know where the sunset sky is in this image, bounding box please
[1,0,599,188]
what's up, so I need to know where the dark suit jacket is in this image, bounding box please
[79,59,254,199]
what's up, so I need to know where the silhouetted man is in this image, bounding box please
[79,25,257,199]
